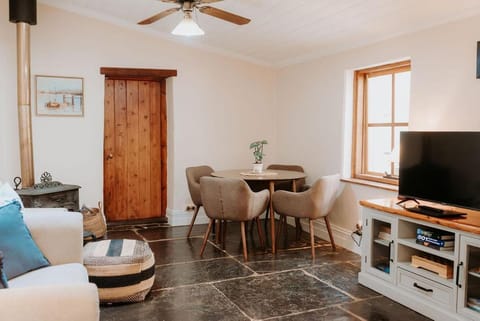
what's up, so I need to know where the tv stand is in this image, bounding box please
[359,198,480,321]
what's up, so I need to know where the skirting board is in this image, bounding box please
[167,208,361,255]
[286,216,361,255]
[166,209,269,227]
[166,208,210,227]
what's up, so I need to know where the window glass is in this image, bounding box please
[367,75,392,123]
[367,127,391,174]
[394,71,411,123]
[393,126,408,175]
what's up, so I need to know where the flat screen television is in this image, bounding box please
[398,131,480,211]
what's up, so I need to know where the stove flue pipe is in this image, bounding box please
[9,0,37,187]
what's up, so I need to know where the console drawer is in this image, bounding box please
[397,268,455,310]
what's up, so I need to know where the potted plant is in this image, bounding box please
[249,140,268,173]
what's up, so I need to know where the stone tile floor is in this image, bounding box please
[100,220,432,321]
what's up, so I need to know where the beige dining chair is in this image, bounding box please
[267,164,308,192]
[272,174,340,259]
[199,176,270,261]
[265,164,308,240]
[185,165,214,238]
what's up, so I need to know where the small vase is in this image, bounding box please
[252,163,263,173]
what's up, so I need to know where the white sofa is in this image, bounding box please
[0,208,100,321]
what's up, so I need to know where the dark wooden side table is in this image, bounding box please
[17,184,81,211]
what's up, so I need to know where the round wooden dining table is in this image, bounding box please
[211,169,307,254]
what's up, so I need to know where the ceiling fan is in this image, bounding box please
[138,0,251,36]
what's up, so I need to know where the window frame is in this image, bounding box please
[352,60,411,185]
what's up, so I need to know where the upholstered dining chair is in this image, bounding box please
[267,164,308,192]
[272,174,340,259]
[199,177,270,261]
[185,165,214,238]
[264,164,308,239]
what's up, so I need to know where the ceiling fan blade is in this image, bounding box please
[138,7,180,25]
[159,0,179,3]
[198,6,250,25]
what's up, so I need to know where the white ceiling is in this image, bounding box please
[39,0,480,67]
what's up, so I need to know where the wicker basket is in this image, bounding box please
[81,201,107,239]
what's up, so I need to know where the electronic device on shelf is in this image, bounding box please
[398,131,480,216]
[406,204,466,218]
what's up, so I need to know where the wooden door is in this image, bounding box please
[102,68,176,221]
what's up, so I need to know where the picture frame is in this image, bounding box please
[35,75,84,117]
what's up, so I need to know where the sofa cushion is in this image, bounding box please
[0,202,50,279]
[8,263,88,288]
[0,251,8,289]
[0,183,23,209]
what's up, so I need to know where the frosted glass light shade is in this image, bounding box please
[172,13,204,36]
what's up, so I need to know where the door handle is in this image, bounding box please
[456,262,464,288]
[389,240,395,263]
[106,153,114,160]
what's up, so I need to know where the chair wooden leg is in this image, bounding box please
[309,219,315,259]
[240,221,248,261]
[187,206,200,238]
[256,217,265,248]
[200,218,214,256]
[215,220,223,244]
[275,215,283,248]
[295,218,302,241]
[222,220,228,250]
[324,216,336,251]
[264,207,269,236]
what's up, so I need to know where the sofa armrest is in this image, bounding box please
[0,283,99,321]
[23,211,84,265]
[23,207,69,214]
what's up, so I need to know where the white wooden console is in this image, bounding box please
[359,199,480,321]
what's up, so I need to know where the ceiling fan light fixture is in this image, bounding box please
[171,11,204,36]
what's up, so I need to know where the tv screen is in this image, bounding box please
[399,131,480,211]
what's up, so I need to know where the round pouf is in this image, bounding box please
[83,239,155,304]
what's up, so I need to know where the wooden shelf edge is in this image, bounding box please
[341,178,398,192]
[360,198,480,235]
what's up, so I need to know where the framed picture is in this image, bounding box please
[35,75,84,117]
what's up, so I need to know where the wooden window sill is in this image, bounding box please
[341,177,398,192]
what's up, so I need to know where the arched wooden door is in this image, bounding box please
[100,68,177,221]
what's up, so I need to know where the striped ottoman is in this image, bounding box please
[83,239,155,304]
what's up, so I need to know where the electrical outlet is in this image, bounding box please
[351,223,363,246]
[185,205,196,211]
[355,223,363,236]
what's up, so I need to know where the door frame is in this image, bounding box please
[100,67,177,221]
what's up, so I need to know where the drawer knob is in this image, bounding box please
[413,282,433,293]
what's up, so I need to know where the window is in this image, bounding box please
[352,60,411,185]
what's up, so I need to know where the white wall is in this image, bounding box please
[277,13,480,251]
[2,2,480,251]
[0,16,18,185]
[0,3,278,216]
